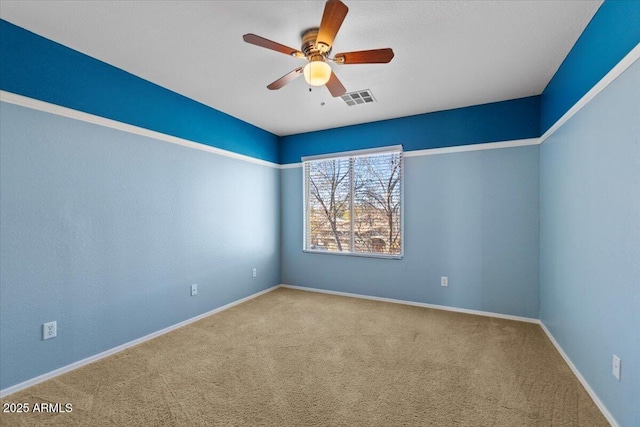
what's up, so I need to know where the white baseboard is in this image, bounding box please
[280,284,539,324]
[0,285,280,398]
[539,322,619,427]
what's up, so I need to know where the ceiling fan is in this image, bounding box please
[242,0,394,97]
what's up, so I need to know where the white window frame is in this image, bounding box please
[302,145,404,259]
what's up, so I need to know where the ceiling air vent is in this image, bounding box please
[341,90,376,106]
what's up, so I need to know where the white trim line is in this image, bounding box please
[0,90,279,169]
[281,138,541,168]
[0,285,280,398]
[4,43,637,169]
[281,42,639,167]
[404,138,540,158]
[540,41,640,144]
[280,162,302,169]
[281,284,539,324]
[539,322,619,427]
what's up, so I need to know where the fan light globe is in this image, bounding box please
[303,60,331,86]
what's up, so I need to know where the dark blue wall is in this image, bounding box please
[0,20,279,163]
[279,96,540,164]
[540,0,640,133]
[3,1,639,164]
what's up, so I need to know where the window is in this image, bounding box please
[303,146,403,258]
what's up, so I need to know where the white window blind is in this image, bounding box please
[303,146,403,258]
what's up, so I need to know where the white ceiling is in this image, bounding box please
[1,1,602,136]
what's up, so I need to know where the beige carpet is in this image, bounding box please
[1,287,607,426]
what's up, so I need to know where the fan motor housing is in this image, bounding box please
[300,28,330,58]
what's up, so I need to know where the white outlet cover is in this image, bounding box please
[441,276,448,287]
[252,268,257,278]
[190,284,198,296]
[43,321,57,340]
[612,355,621,380]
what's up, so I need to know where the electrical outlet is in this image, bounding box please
[252,268,257,278]
[190,284,198,296]
[441,276,448,287]
[612,355,621,380]
[43,321,57,340]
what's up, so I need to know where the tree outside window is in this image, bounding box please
[304,147,402,258]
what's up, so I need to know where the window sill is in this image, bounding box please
[303,249,403,260]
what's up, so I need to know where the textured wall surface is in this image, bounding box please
[539,59,640,427]
[281,145,540,318]
[0,102,281,389]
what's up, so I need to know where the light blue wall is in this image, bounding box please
[0,102,281,390]
[281,145,540,318]
[539,59,640,427]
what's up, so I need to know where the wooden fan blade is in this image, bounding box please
[267,67,304,90]
[316,0,349,52]
[334,48,395,64]
[243,33,304,58]
[326,71,346,97]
